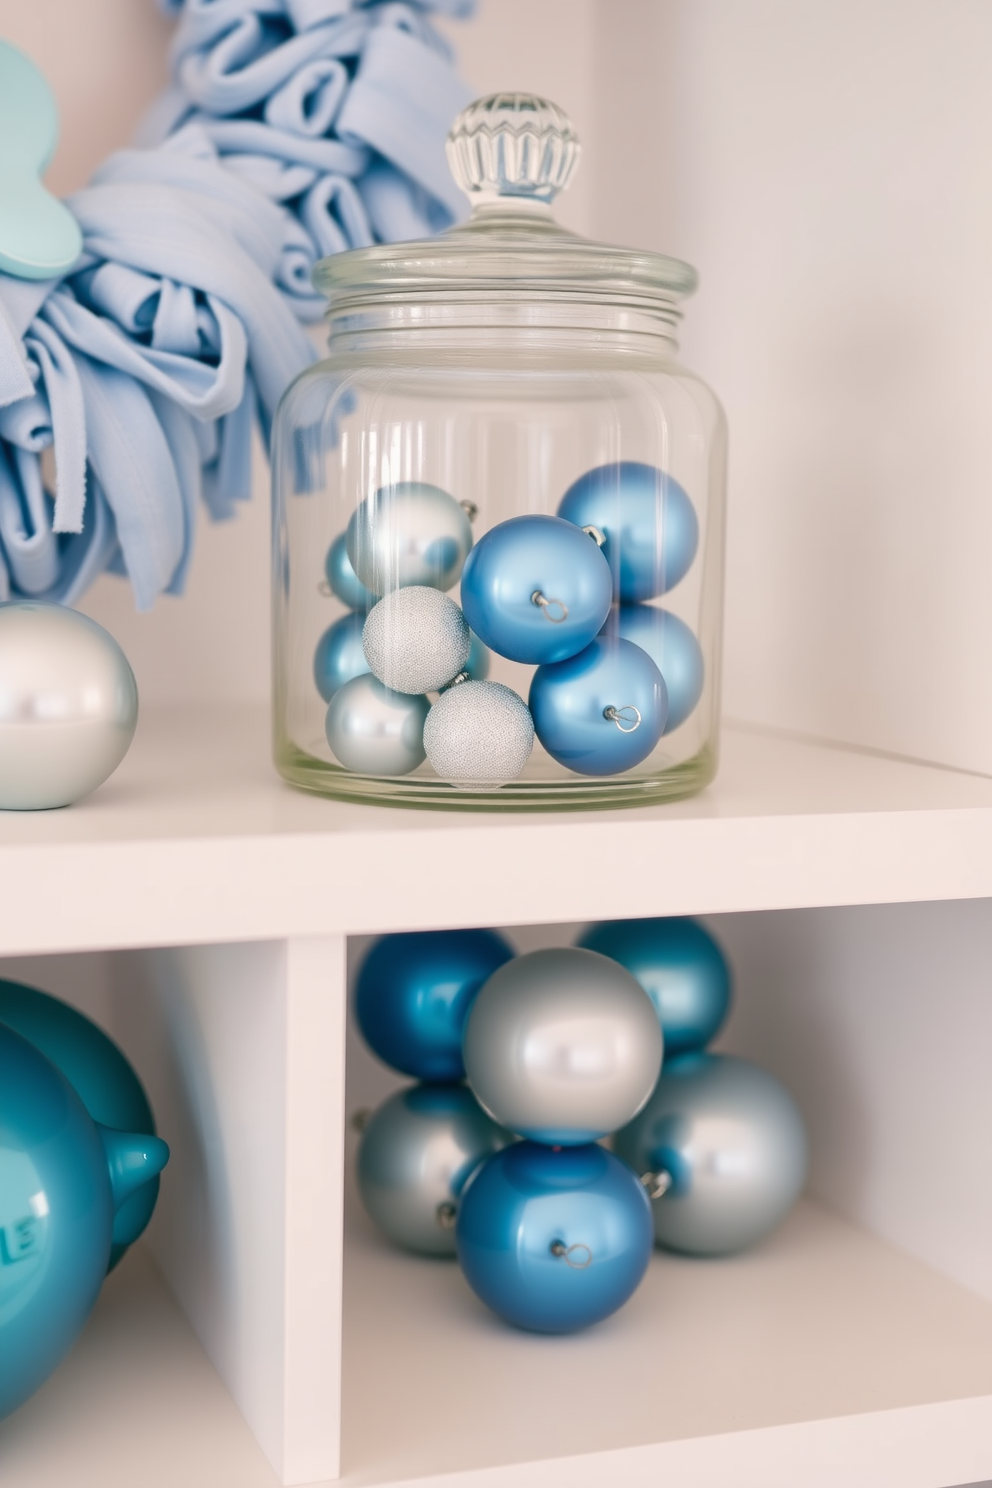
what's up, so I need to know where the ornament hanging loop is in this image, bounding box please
[604,704,642,733]
[460,499,479,522]
[583,524,606,547]
[318,580,333,597]
[531,590,569,623]
[641,1169,673,1201]
[549,1239,593,1269]
[436,1201,457,1231]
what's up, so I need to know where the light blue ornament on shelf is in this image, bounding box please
[455,1141,654,1333]
[324,533,377,612]
[357,1083,513,1256]
[325,672,429,776]
[557,462,699,602]
[347,482,473,596]
[601,605,704,733]
[529,636,667,776]
[356,927,514,1081]
[614,1053,808,1257]
[459,515,612,665]
[313,611,369,703]
[579,917,731,1057]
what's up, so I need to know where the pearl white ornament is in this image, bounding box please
[0,601,138,809]
[325,673,428,775]
[423,680,533,789]
[346,482,473,595]
[362,587,470,695]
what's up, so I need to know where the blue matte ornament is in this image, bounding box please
[601,605,704,733]
[459,515,612,665]
[356,928,515,1081]
[529,636,667,776]
[578,918,731,1057]
[455,1141,653,1334]
[465,630,491,681]
[0,1023,169,1421]
[313,612,369,703]
[324,533,377,612]
[0,980,161,1271]
[558,462,699,601]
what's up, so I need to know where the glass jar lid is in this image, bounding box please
[313,93,697,322]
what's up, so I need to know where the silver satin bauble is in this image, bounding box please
[463,947,663,1144]
[325,673,428,775]
[0,602,138,810]
[357,1084,513,1255]
[614,1053,808,1256]
[346,482,473,595]
[423,679,534,789]
[362,587,470,694]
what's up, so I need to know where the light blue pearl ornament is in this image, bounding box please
[324,533,377,612]
[614,1053,808,1256]
[602,605,704,733]
[529,636,667,776]
[313,612,369,703]
[346,482,473,595]
[455,1141,653,1333]
[558,462,699,601]
[459,515,612,665]
[325,673,428,776]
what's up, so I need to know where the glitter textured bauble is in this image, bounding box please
[346,482,473,595]
[456,1140,653,1333]
[324,532,377,612]
[579,917,731,1057]
[463,947,662,1143]
[459,514,612,665]
[355,927,515,1081]
[529,636,667,776]
[325,673,428,776]
[357,1084,513,1256]
[0,601,138,810]
[614,1053,808,1256]
[602,604,704,733]
[424,680,533,788]
[313,611,369,703]
[362,587,470,694]
[557,462,699,601]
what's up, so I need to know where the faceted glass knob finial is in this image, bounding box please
[446,93,580,207]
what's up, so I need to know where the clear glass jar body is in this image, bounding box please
[272,309,726,810]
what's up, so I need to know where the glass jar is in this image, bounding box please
[272,93,726,811]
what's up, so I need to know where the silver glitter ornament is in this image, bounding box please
[614,1053,808,1256]
[423,679,533,789]
[346,482,474,595]
[0,601,138,810]
[362,587,470,695]
[463,947,663,1144]
[325,672,428,775]
[357,1083,513,1256]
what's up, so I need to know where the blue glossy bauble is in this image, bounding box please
[529,636,667,776]
[324,532,377,611]
[558,462,699,601]
[0,980,160,1271]
[459,515,612,665]
[0,1023,169,1420]
[602,605,704,733]
[356,928,514,1081]
[347,482,473,595]
[578,918,731,1056]
[456,1142,653,1333]
[357,1084,512,1256]
[313,612,369,703]
[614,1053,807,1256]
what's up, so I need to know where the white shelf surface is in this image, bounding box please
[4,1198,992,1488]
[2,707,992,956]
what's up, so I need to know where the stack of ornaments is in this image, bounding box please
[354,918,808,1334]
[317,460,706,787]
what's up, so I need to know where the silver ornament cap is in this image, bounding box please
[363,587,470,695]
[0,601,138,810]
[424,678,533,789]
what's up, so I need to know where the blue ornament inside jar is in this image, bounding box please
[272,92,726,809]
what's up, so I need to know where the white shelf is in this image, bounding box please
[2,707,992,956]
[4,1198,992,1488]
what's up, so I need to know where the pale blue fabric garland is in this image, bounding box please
[0,0,474,610]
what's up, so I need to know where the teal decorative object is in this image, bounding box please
[0,1023,169,1421]
[0,40,82,280]
[0,980,160,1270]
